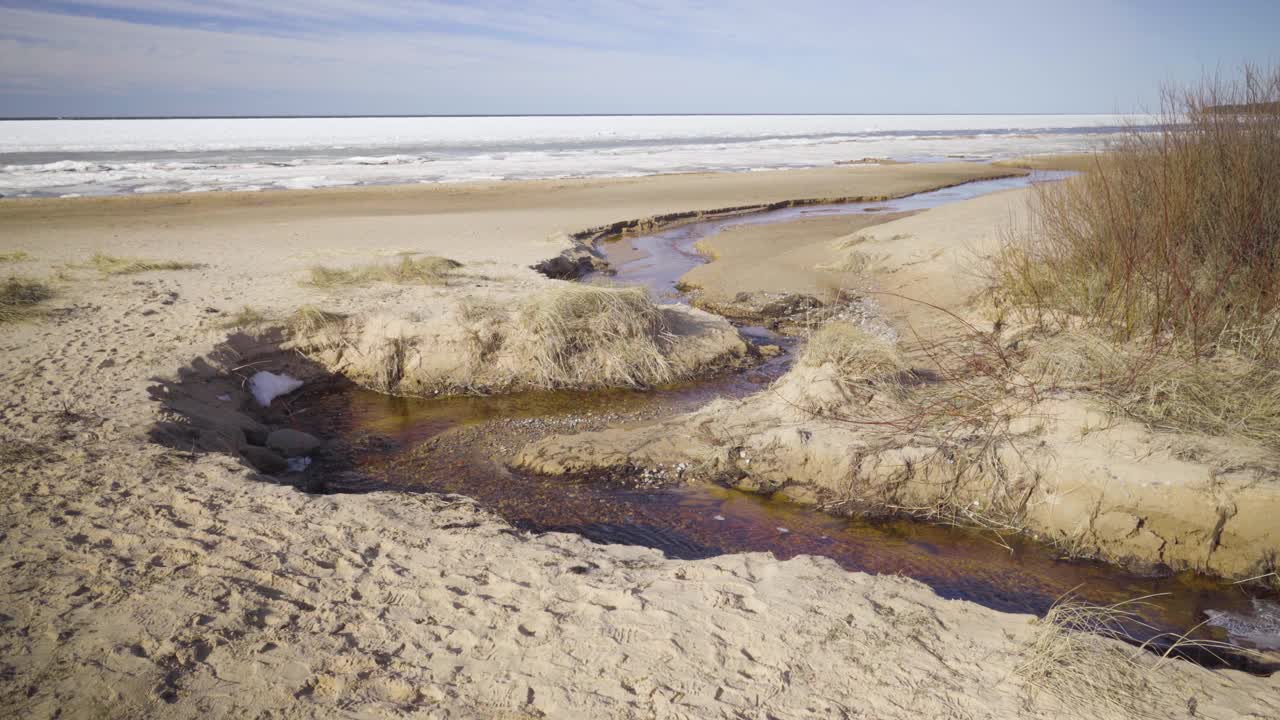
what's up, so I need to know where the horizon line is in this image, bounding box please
[0,111,1128,122]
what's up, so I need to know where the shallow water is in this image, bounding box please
[297,173,1278,666]
[305,382,1277,666]
[585,170,1075,300]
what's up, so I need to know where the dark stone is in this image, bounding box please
[241,446,288,474]
[267,429,322,457]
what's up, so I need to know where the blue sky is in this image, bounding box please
[0,1,1276,117]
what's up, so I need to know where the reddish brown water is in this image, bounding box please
[294,377,1278,671]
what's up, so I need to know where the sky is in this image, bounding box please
[0,1,1276,117]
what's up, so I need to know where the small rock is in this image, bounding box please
[241,446,288,474]
[197,428,243,454]
[267,429,322,458]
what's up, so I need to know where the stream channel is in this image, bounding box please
[300,171,1279,671]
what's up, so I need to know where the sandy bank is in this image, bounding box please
[516,188,1280,582]
[994,153,1107,172]
[676,212,912,323]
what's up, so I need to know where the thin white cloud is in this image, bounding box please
[2,1,1266,115]
[0,6,774,112]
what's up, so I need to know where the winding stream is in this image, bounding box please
[301,171,1279,669]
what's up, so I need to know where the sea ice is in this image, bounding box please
[0,114,1152,198]
[249,371,303,407]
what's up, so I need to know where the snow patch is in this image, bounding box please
[249,371,303,407]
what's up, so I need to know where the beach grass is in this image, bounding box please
[512,284,675,389]
[0,276,55,323]
[305,256,462,288]
[1017,592,1258,716]
[89,253,203,275]
[1025,331,1280,444]
[289,305,347,335]
[0,251,32,263]
[218,305,269,329]
[801,321,906,386]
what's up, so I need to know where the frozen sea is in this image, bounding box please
[0,114,1147,197]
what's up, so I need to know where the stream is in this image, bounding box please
[299,171,1279,671]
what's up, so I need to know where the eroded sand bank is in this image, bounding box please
[519,188,1280,581]
[2,165,1277,718]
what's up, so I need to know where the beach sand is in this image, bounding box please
[678,212,912,312]
[2,164,1277,718]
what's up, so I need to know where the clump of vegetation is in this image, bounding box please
[993,66,1280,440]
[996,67,1280,357]
[0,251,31,263]
[513,284,675,389]
[1016,592,1252,717]
[1026,331,1280,443]
[801,322,907,386]
[218,305,268,329]
[306,255,462,288]
[1,276,55,323]
[1017,595,1160,715]
[289,305,347,335]
[89,253,203,275]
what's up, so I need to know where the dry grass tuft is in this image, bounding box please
[1017,592,1261,717]
[0,251,31,263]
[289,305,347,335]
[1,276,55,323]
[801,322,907,388]
[306,256,462,288]
[513,284,675,389]
[1025,331,1280,443]
[218,305,268,329]
[285,305,350,358]
[89,253,202,275]
[1017,595,1161,715]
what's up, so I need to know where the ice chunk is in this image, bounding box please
[1205,598,1280,650]
[249,371,303,407]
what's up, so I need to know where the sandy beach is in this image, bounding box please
[3,163,1278,718]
